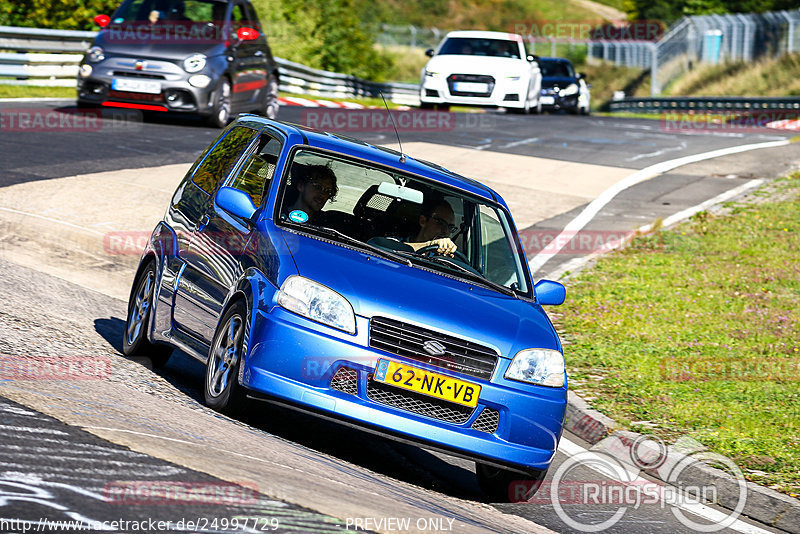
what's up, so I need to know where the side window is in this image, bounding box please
[231,3,246,27]
[192,127,257,194]
[228,134,282,207]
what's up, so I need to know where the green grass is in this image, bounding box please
[665,53,800,97]
[558,175,800,497]
[0,85,75,98]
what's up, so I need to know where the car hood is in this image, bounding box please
[282,232,560,358]
[93,27,226,60]
[542,76,578,89]
[425,55,529,77]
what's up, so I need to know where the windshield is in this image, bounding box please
[111,0,226,24]
[276,149,531,296]
[540,60,574,78]
[438,37,521,59]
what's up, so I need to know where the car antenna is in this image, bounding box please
[380,92,406,163]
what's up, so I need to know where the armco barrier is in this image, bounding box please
[0,25,420,105]
[608,96,800,114]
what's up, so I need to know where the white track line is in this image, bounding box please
[558,437,772,534]
[529,139,790,273]
[546,178,765,280]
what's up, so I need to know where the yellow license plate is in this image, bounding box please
[374,359,481,408]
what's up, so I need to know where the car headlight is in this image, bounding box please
[560,83,579,96]
[79,64,93,78]
[183,53,207,73]
[86,46,104,62]
[424,70,439,78]
[505,349,564,387]
[188,74,212,88]
[277,276,356,334]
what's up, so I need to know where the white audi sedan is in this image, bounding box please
[419,30,542,113]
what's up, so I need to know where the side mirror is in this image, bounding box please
[578,72,587,80]
[94,14,111,27]
[236,27,259,41]
[527,54,539,62]
[216,187,257,220]
[425,48,435,57]
[534,279,565,306]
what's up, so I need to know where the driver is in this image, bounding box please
[369,197,458,256]
[406,198,458,255]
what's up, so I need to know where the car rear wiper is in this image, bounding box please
[418,255,516,297]
[311,226,413,267]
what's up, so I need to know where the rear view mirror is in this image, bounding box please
[378,182,423,204]
[534,279,565,306]
[94,14,111,27]
[216,187,257,220]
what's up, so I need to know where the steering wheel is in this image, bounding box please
[416,244,480,273]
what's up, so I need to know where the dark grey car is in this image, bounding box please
[77,0,279,127]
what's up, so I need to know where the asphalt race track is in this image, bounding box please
[0,101,798,533]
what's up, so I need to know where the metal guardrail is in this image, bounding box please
[608,96,800,113]
[0,25,420,105]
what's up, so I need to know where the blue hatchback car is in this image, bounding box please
[123,114,568,500]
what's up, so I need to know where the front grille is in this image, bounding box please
[369,317,498,380]
[471,407,500,433]
[503,93,519,102]
[108,90,164,102]
[447,74,495,97]
[366,380,473,424]
[330,367,358,395]
[113,71,166,79]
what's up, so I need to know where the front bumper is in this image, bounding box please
[241,305,567,473]
[540,92,579,111]
[420,73,530,109]
[77,57,217,114]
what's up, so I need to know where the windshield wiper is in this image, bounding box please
[417,255,516,297]
[310,226,413,267]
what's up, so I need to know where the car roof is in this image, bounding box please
[245,116,503,204]
[443,30,523,42]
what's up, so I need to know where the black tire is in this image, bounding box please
[122,260,173,368]
[263,72,279,120]
[204,300,248,414]
[208,77,232,128]
[476,463,547,502]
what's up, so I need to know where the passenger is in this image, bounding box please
[283,164,338,224]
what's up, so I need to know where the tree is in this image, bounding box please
[0,0,119,30]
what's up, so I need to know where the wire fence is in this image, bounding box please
[588,8,800,94]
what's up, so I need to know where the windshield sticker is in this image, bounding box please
[288,210,309,224]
